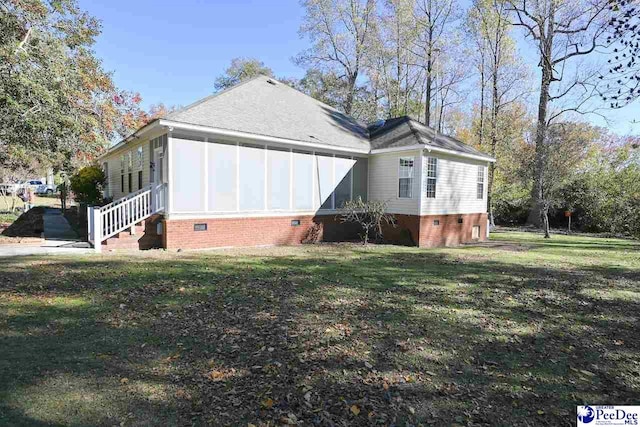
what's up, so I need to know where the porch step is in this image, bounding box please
[101,216,163,251]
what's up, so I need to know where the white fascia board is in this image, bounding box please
[159,119,370,155]
[98,120,162,160]
[371,144,496,163]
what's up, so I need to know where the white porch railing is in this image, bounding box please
[88,183,166,252]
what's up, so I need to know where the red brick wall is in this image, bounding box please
[161,212,487,250]
[162,215,347,250]
[417,213,488,247]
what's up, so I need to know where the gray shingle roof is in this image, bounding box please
[368,116,493,160]
[167,75,370,152]
[164,76,492,160]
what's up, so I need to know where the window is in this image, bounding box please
[398,157,414,198]
[425,157,437,198]
[103,162,109,196]
[477,165,485,199]
[127,151,133,169]
[138,170,143,190]
[121,174,124,193]
[136,146,144,168]
[128,172,132,193]
[120,155,125,173]
[433,219,440,226]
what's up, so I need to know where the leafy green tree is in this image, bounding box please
[0,0,146,171]
[214,58,274,91]
[69,165,106,205]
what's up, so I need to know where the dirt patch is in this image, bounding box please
[468,241,533,252]
[1,206,45,238]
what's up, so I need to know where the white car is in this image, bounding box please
[36,183,57,194]
[0,180,55,195]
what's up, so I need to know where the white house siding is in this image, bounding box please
[102,138,153,200]
[420,151,489,215]
[368,150,422,215]
[168,136,367,217]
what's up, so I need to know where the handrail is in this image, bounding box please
[88,183,166,252]
[98,184,153,212]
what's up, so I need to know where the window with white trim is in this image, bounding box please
[477,165,485,199]
[127,151,133,169]
[398,157,414,198]
[136,146,143,168]
[425,157,437,198]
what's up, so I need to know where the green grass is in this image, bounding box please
[0,212,18,225]
[0,231,638,426]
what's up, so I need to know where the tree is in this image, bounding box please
[508,0,612,237]
[69,165,106,206]
[601,0,640,108]
[467,0,529,227]
[0,0,147,172]
[296,0,377,116]
[339,197,395,244]
[214,57,275,91]
[523,122,600,224]
[413,0,462,127]
[368,0,422,118]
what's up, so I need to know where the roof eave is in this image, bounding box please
[98,119,163,160]
[370,143,496,162]
[159,119,370,155]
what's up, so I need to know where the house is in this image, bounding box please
[91,75,495,252]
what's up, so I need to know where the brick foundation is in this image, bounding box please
[161,212,487,250]
[417,213,488,247]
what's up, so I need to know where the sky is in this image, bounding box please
[79,0,639,135]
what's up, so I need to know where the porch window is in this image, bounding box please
[136,146,144,168]
[398,157,414,198]
[425,157,437,198]
[120,154,125,193]
[477,165,485,199]
[128,172,132,193]
[138,170,143,190]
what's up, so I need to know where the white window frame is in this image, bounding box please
[127,151,133,170]
[477,165,485,199]
[425,157,437,199]
[398,157,414,199]
[136,146,144,169]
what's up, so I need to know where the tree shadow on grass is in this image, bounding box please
[0,245,638,425]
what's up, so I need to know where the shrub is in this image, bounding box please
[339,197,395,245]
[69,166,106,205]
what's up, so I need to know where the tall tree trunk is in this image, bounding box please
[531,33,553,238]
[344,71,358,115]
[478,56,486,148]
[424,25,434,127]
[488,62,499,229]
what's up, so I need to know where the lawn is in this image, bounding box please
[0,194,67,211]
[0,231,638,426]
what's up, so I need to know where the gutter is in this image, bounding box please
[370,144,496,162]
[158,120,371,155]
